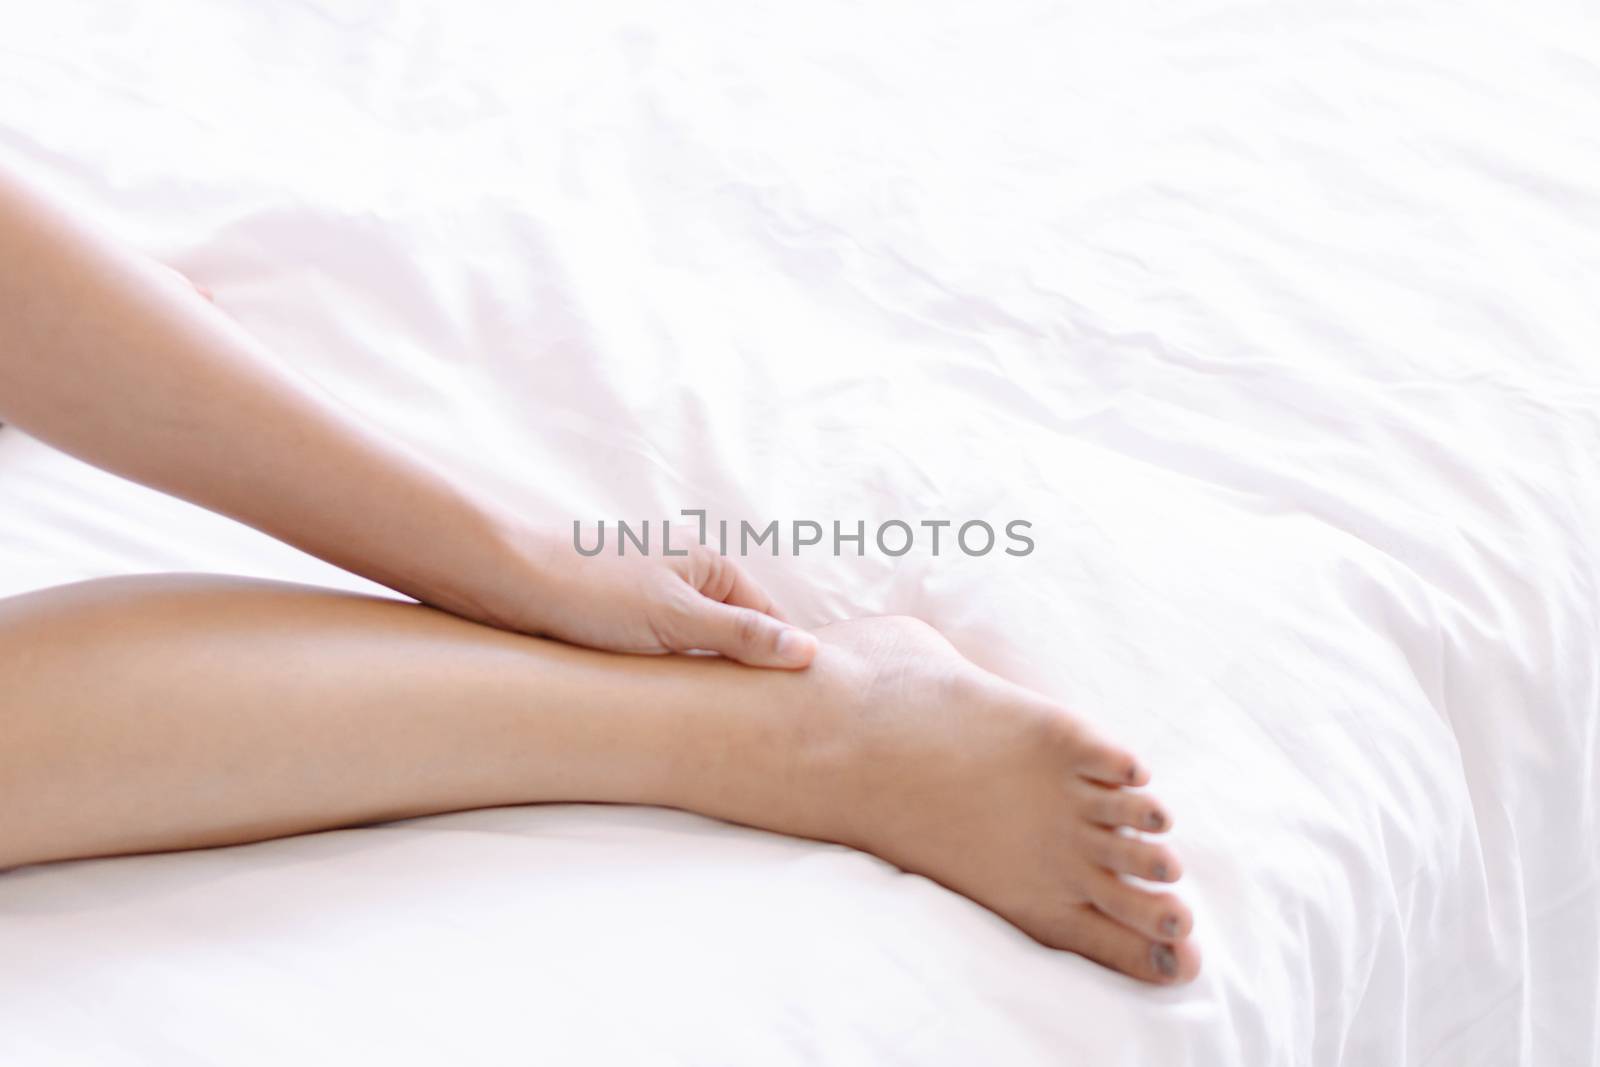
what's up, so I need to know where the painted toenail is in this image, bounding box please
[1126,763,1143,784]
[1152,943,1177,978]
[1160,915,1179,938]
[1146,811,1166,831]
[1152,862,1170,881]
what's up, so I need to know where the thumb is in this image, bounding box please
[673,599,818,669]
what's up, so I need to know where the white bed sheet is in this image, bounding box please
[2,2,1598,1064]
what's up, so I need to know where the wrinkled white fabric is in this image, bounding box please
[1,2,1597,1064]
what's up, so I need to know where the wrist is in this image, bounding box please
[380,490,542,631]
[436,505,555,631]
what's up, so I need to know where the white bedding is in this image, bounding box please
[2,2,1598,1064]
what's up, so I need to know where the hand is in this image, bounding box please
[474,522,818,670]
[155,264,808,670]
[0,174,803,673]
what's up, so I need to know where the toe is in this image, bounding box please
[1147,937,1202,984]
[1081,869,1194,942]
[1053,904,1201,985]
[1080,827,1183,883]
[1039,705,1147,787]
[1080,783,1171,833]
[1071,735,1147,787]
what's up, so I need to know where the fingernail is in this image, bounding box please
[775,629,814,665]
[1151,862,1170,881]
[1151,943,1177,978]
[1160,915,1179,938]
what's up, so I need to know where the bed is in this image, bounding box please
[2,2,1597,1063]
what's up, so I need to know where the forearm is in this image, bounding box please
[0,168,518,620]
[0,575,817,869]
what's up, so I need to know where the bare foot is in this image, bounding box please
[792,616,1200,984]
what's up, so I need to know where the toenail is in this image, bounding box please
[1125,762,1143,784]
[1152,862,1170,881]
[1160,915,1179,938]
[1151,943,1177,978]
[1146,811,1166,831]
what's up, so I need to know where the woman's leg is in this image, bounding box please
[0,573,805,865]
[0,573,1199,983]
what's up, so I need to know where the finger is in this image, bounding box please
[669,600,816,669]
[678,543,779,614]
[712,556,787,621]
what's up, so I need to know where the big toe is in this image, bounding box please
[1045,904,1202,985]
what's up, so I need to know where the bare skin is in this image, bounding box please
[804,619,1198,981]
[0,163,1198,985]
[0,166,815,668]
[0,575,1198,985]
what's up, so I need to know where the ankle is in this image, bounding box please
[657,647,870,848]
